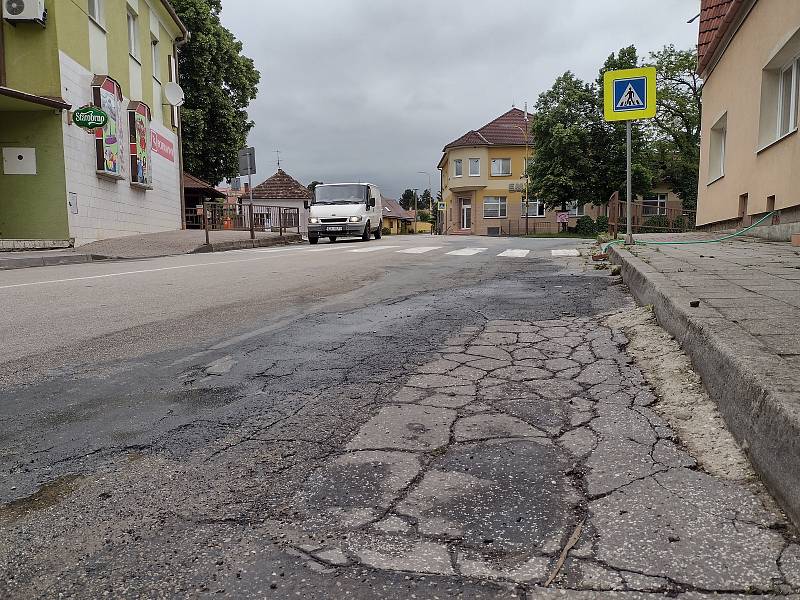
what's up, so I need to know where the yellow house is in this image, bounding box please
[696,0,800,239]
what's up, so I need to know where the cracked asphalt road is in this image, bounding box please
[1,236,798,598]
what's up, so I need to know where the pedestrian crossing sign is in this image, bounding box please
[603,67,657,121]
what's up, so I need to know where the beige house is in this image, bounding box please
[438,108,682,235]
[696,0,800,238]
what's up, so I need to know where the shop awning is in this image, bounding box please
[183,172,226,199]
[0,87,71,112]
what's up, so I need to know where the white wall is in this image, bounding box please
[59,51,181,246]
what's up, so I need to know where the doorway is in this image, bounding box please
[459,198,471,230]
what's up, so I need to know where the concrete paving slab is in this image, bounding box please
[609,238,800,527]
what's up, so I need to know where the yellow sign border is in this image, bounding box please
[603,67,657,121]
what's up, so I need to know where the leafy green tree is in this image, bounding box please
[171,0,260,184]
[527,72,605,229]
[419,189,433,211]
[399,189,416,210]
[645,46,702,211]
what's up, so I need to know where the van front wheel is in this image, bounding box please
[309,235,319,245]
[362,221,371,241]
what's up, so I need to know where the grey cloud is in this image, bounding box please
[221,0,698,198]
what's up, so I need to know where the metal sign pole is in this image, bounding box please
[625,120,633,245]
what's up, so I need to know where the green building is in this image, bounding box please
[0,0,188,248]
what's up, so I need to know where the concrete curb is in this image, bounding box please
[196,234,303,254]
[608,244,800,528]
[0,253,97,271]
[0,235,304,270]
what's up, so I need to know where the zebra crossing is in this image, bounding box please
[337,245,582,259]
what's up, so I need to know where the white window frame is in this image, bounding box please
[778,57,800,138]
[88,0,104,24]
[642,193,668,216]
[453,159,463,177]
[127,10,140,61]
[483,196,507,219]
[524,198,546,218]
[491,158,512,176]
[151,37,160,82]
[567,201,585,217]
[708,112,727,184]
[468,158,480,177]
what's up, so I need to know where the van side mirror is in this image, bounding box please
[369,198,376,208]
[304,200,310,210]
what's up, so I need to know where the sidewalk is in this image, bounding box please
[608,235,800,526]
[0,229,302,270]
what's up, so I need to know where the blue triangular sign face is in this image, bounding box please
[616,83,644,109]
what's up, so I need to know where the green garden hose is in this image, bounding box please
[601,211,776,252]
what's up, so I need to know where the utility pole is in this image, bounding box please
[413,188,418,234]
[418,171,432,235]
[524,103,529,237]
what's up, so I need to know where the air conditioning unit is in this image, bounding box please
[3,0,46,24]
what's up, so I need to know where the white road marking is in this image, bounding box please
[396,246,442,254]
[551,249,581,257]
[0,246,350,290]
[497,249,530,258]
[348,245,401,253]
[446,248,488,256]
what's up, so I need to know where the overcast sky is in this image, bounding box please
[219,1,699,199]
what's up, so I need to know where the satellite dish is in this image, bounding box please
[163,82,185,107]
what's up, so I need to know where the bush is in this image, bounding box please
[576,215,597,237]
[671,215,689,232]
[381,227,392,235]
[640,215,670,233]
[595,214,609,233]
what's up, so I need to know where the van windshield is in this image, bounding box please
[314,184,368,205]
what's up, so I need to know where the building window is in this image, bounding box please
[779,58,799,137]
[454,159,463,177]
[567,201,585,217]
[525,198,546,217]
[642,193,668,216]
[88,0,103,23]
[483,196,507,218]
[91,75,124,179]
[128,101,153,188]
[152,38,160,81]
[709,112,726,183]
[491,158,511,176]
[468,158,480,177]
[127,10,140,60]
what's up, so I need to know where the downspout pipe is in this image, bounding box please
[174,33,190,229]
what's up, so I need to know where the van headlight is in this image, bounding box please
[309,217,319,224]
[348,216,362,222]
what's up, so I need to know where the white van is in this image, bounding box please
[305,183,383,244]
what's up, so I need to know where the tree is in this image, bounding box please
[645,46,702,211]
[527,72,605,229]
[419,189,433,211]
[171,0,260,184]
[399,189,416,210]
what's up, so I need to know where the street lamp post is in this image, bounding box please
[413,188,418,234]
[511,105,531,236]
[417,171,433,235]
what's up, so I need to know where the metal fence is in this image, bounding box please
[607,192,696,237]
[185,202,301,244]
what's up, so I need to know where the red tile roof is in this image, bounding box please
[444,108,533,151]
[381,196,413,221]
[697,0,747,75]
[250,169,312,200]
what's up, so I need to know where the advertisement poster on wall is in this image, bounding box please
[128,102,152,188]
[91,76,124,178]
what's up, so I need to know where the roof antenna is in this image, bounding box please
[687,12,700,23]
[275,149,281,169]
